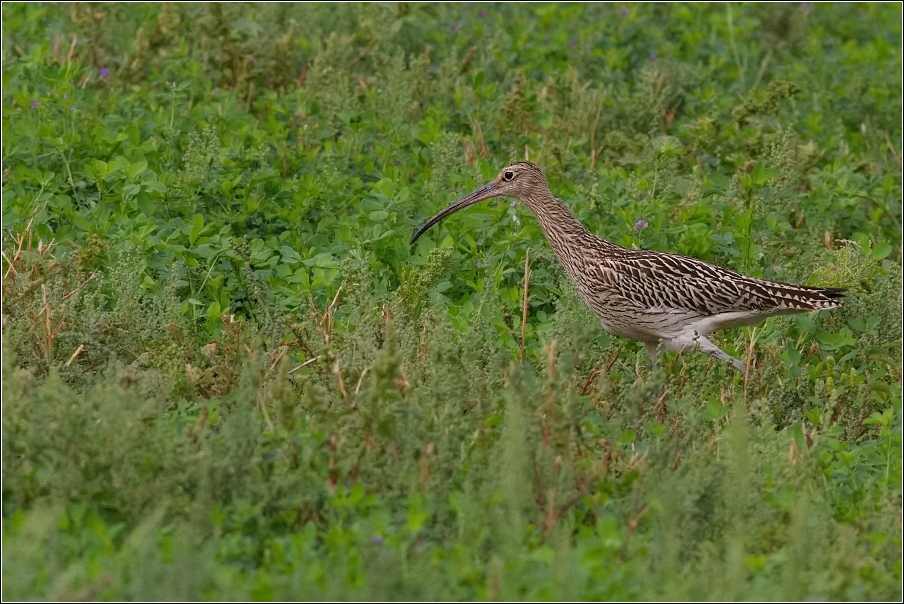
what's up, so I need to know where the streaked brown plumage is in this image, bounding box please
[411,161,844,375]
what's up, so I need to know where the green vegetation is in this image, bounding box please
[2,3,901,600]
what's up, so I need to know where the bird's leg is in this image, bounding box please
[644,341,662,368]
[664,333,747,376]
[640,341,668,404]
[693,335,746,375]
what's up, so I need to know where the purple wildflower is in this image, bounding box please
[620,5,629,17]
[800,2,811,15]
[31,101,39,109]
[570,39,577,48]
[451,24,460,34]
[479,10,487,18]
[634,219,648,230]
[371,536,384,545]
[650,53,657,61]
[99,67,110,79]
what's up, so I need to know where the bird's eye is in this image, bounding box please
[503,171,514,181]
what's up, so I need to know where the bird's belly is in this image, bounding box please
[574,284,697,341]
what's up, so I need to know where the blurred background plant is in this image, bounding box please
[2,2,901,600]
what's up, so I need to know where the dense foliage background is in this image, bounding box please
[2,3,901,600]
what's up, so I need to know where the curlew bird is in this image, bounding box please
[411,161,844,376]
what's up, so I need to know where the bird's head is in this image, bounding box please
[410,161,549,244]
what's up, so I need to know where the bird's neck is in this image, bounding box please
[521,189,619,254]
[519,189,623,282]
[522,190,584,236]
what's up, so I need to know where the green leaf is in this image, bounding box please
[484,413,503,428]
[751,163,778,187]
[794,314,817,334]
[302,252,339,268]
[194,244,221,259]
[279,246,302,263]
[142,179,166,193]
[206,301,221,322]
[136,193,156,215]
[848,317,867,332]
[816,328,855,350]
[89,159,110,178]
[708,173,730,191]
[619,429,636,445]
[124,161,147,179]
[405,493,428,534]
[189,214,204,245]
[871,241,892,260]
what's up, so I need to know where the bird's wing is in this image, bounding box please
[601,251,841,316]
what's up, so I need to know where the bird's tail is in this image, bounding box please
[769,282,846,310]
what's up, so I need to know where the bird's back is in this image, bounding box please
[557,233,843,337]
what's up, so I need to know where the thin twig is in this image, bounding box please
[590,101,603,169]
[324,284,344,345]
[886,132,901,167]
[66,34,77,64]
[65,344,85,366]
[579,366,602,396]
[263,345,288,381]
[288,356,318,375]
[354,367,370,395]
[743,326,758,394]
[347,45,373,69]
[42,284,53,361]
[620,474,650,560]
[1,249,18,280]
[61,271,97,302]
[258,395,275,433]
[458,45,476,74]
[332,359,351,407]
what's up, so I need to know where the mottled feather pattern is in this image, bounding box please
[412,161,845,375]
[600,249,844,314]
[532,197,843,317]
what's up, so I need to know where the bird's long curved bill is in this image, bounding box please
[410,183,498,244]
